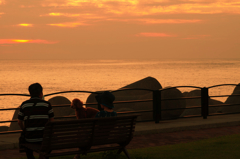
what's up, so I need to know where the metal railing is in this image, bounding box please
[0,84,240,134]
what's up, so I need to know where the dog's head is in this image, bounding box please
[71,98,84,110]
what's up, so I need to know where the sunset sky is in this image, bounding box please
[0,0,240,60]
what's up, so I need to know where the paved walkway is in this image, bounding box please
[1,114,240,159]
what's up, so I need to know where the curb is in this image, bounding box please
[134,121,240,136]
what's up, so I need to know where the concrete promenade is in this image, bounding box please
[1,114,240,150]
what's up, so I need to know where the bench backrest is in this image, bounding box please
[41,114,139,151]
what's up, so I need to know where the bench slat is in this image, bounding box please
[50,124,95,131]
[48,142,90,150]
[49,129,93,135]
[49,130,133,143]
[92,138,130,146]
[50,133,92,140]
[50,137,92,144]
[93,131,134,138]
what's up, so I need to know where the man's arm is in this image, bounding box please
[18,120,24,130]
[48,103,54,122]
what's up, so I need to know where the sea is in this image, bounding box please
[1,58,240,126]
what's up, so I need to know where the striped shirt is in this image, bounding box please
[18,97,54,143]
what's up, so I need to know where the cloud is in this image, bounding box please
[47,12,80,17]
[18,24,33,27]
[0,39,58,44]
[145,1,240,14]
[107,18,202,24]
[42,12,106,21]
[138,19,202,24]
[3,0,240,19]
[105,18,203,25]
[3,0,237,29]
[182,35,210,39]
[43,0,139,7]
[41,0,240,15]
[48,22,88,27]
[136,32,177,37]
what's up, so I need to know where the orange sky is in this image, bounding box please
[0,0,240,59]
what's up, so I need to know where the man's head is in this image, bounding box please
[28,83,43,98]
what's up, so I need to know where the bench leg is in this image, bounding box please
[117,148,131,159]
[39,154,50,159]
[73,154,81,159]
[123,148,131,159]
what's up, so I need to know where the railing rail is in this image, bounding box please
[1,83,240,134]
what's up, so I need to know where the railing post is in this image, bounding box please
[153,90,161,123]
[201,87,209,119]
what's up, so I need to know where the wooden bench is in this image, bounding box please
[21,114,139,159]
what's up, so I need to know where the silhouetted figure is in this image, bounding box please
[18,83,54,159]
[71,98,99,119]
[71,98,99,159]
[95,91,117,117]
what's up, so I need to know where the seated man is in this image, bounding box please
[18,83,54,159]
